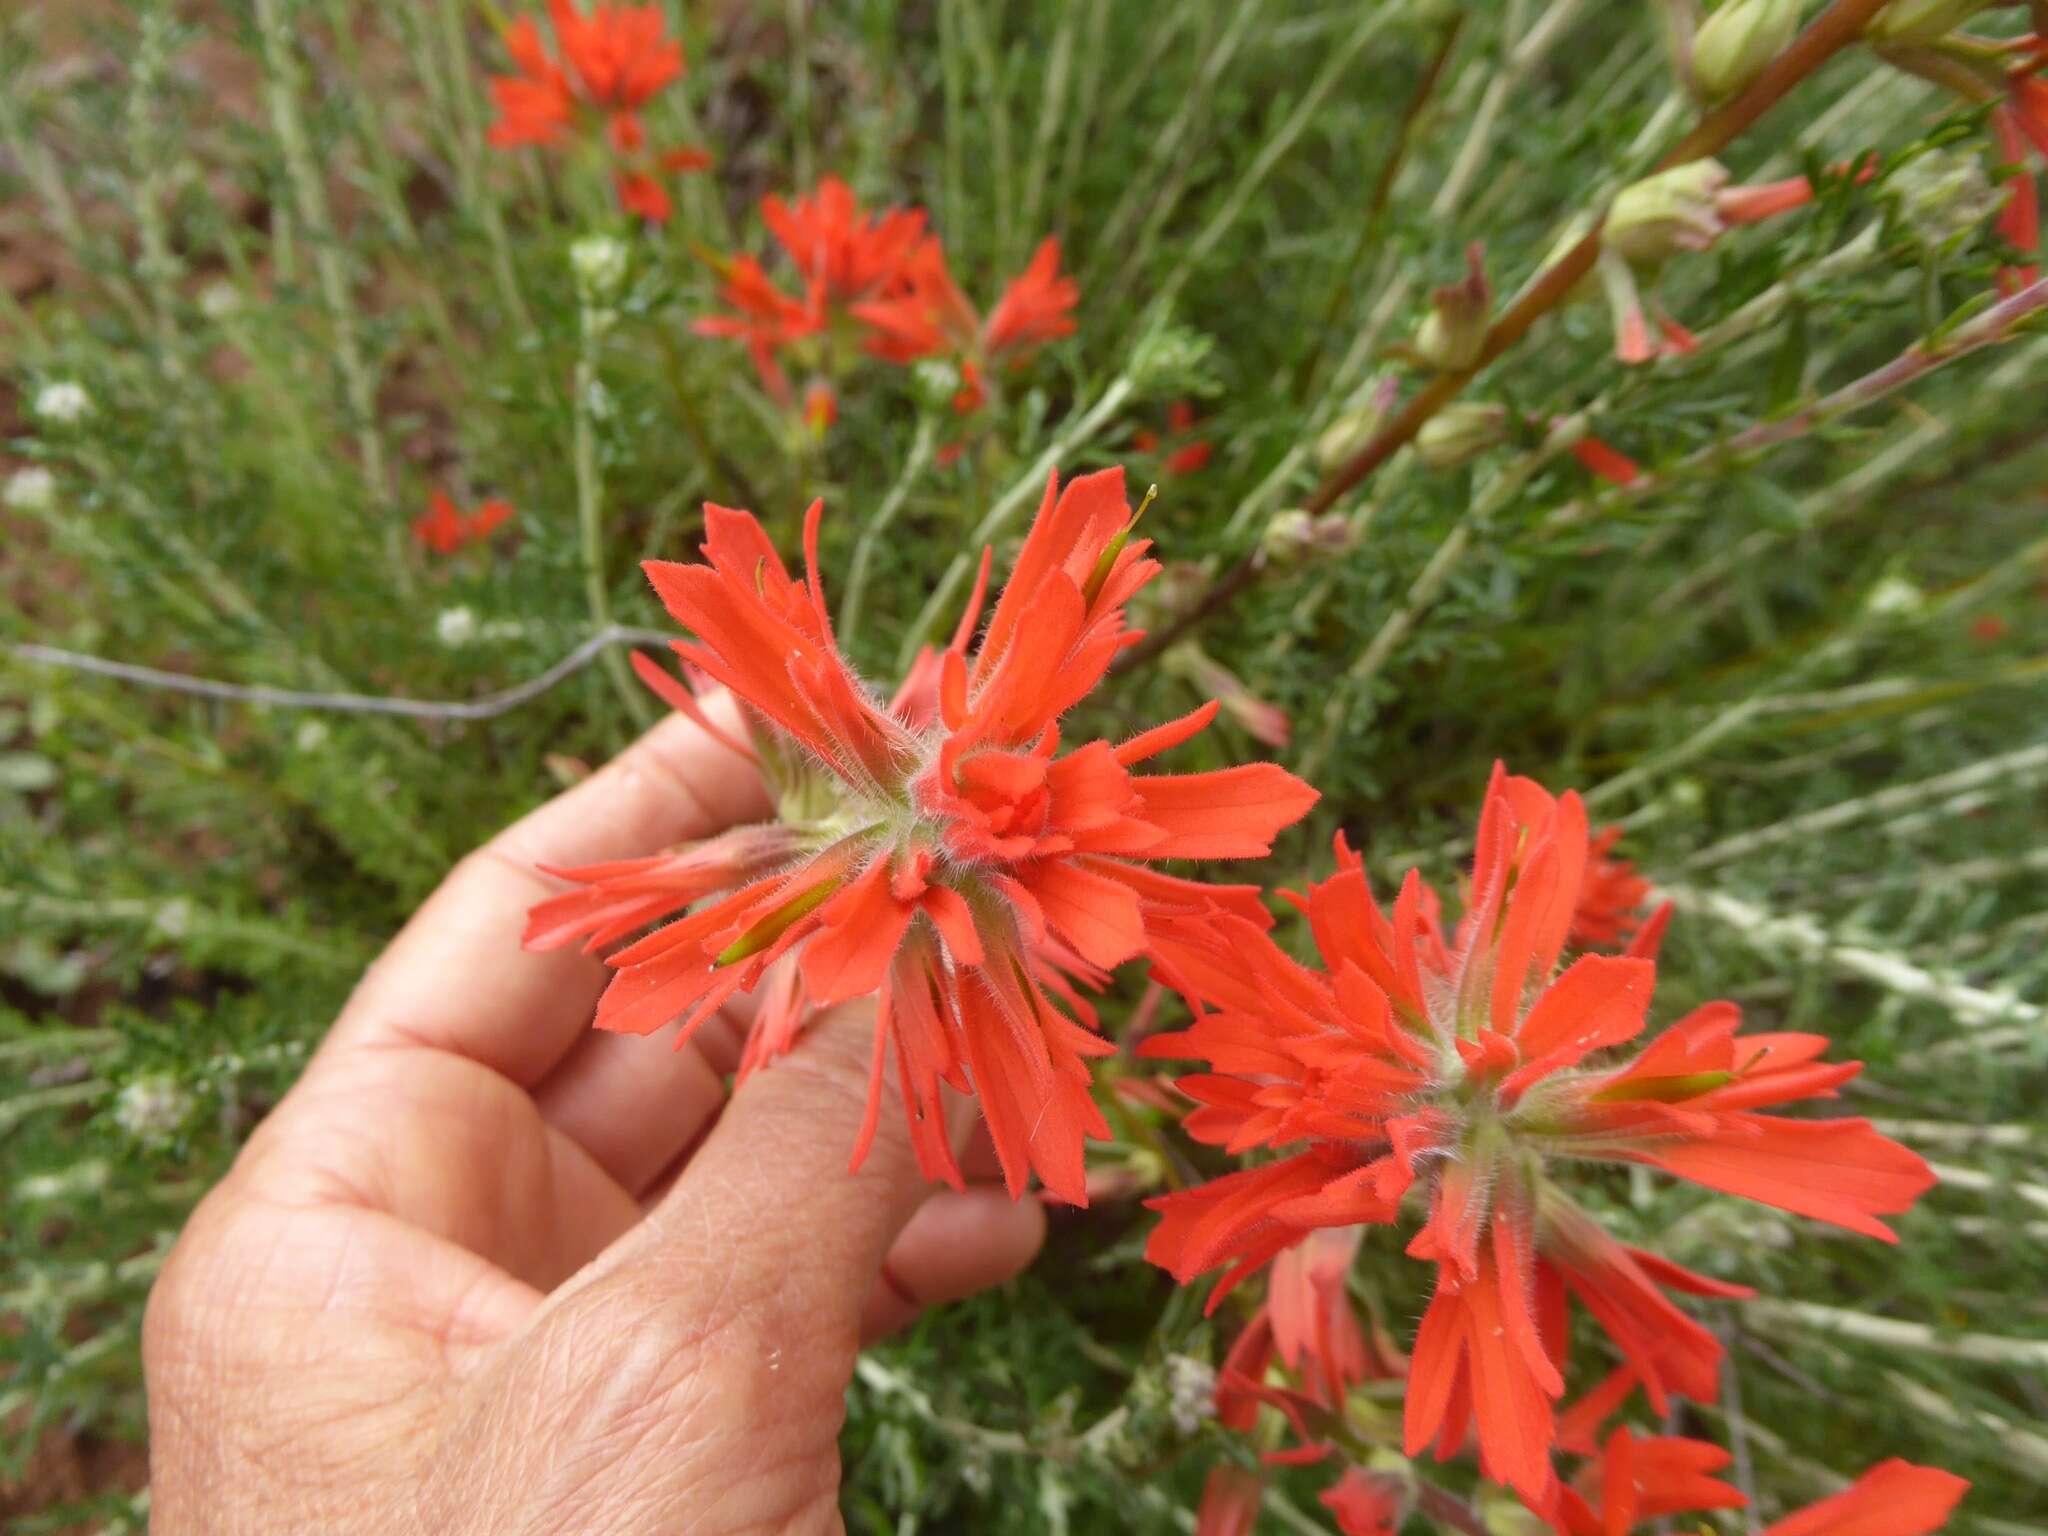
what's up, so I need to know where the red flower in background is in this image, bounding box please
[413,490,513,554]
[851,234,1079,390]
[1570,434,1642,486]
[1763,1460,1967,1536]
[1319,1467,1406,1536]
[1555,1426,1746,1534]
[489,0,680,146]
[1193,1465,1264,1536]
[1141,766,1934,1506]
[487,2,707,223]
[525,468,1316,1205]
[1571,824,1659,949]
[1557,1427,1965,1536]
[764,178,928,306]
[1134,401,1216,476]
[692,254,824,403]
[982,236,1081,357]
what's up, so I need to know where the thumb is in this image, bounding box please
[433,1002,965,1536]
[633,995,974,1332]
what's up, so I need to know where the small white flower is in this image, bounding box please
[1163,1355,1217,1435]
[436,605,480,647]
[571,234,631,303]
[1864,574,1926,618]
[293,719,331,752]
[4,466,58,512]
[19,1160,111,1202]
[33,381,92,425]
[115,1074,195,1147]
[153,898,193,938]
[198,280,242,320]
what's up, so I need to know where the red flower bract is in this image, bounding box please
[1140,765,1934,1506]
[524,467,1316,1206]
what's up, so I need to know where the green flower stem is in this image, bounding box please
[841,415,939,651]
[575,316,655,730]
[253,0,408,596]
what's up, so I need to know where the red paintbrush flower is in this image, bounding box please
[1139,765,1934,1506]
[1571,825,1659,949]
[763,177,928,305]
[488,1,682,147]
[1557,1428,1964,1536]
[487,3,706,222]
[1554,1425,1747,1535]
[1194,1465,1264,1536]
[852,235,982,363]
[1319,1466,1407,1536]
[524,468,1316,1205]
[1762,1460,1967,1536]
[851,235,1078,381]
[1569,435,1642,487]
[692,254,823,403]
[413,490,514,554]
[1994,106,2042,292]
[983,236,1080,358]
[1135,400,1217,476]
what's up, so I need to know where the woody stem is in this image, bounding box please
[1413,1481,1491,1536]
[1117,0,1894,673]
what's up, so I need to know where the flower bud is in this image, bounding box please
[1691,0,1800,99]
[1866,0,1994,44]
[1604,159,1731,264]
[1164,643,1290,748]
[910,358,963,414]
[1414,243,1491,371]
[1313,376,1396,472]
[1261,509,1316,565]
[1416,402,1507,469]
[570,233,631,304]
[1863,573,1927,618]
[1889,148,2001,248]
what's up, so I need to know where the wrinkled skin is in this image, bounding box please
[144,696,1046,1534]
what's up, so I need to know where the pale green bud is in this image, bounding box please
[1889,148,2001,248]
[1416,403,1507,469]
[1692,0,1801,99]
[1866,0,1994,44]
[910,358,963,414]
[570,234,631,303]
[1314,375,1397,471]
[1605,160,1731,265]
[1414,243,1492,371]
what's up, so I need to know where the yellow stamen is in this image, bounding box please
[1082,484,1158,607]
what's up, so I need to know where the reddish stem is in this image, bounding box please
[1116,0,1895,673]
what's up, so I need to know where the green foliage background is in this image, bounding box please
[3,0,2047,1530]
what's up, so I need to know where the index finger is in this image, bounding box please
[323,684,771,1084]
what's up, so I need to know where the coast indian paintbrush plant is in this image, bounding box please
[10,0,2048,1530]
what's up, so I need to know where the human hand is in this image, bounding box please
[143,695,1048,1534]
